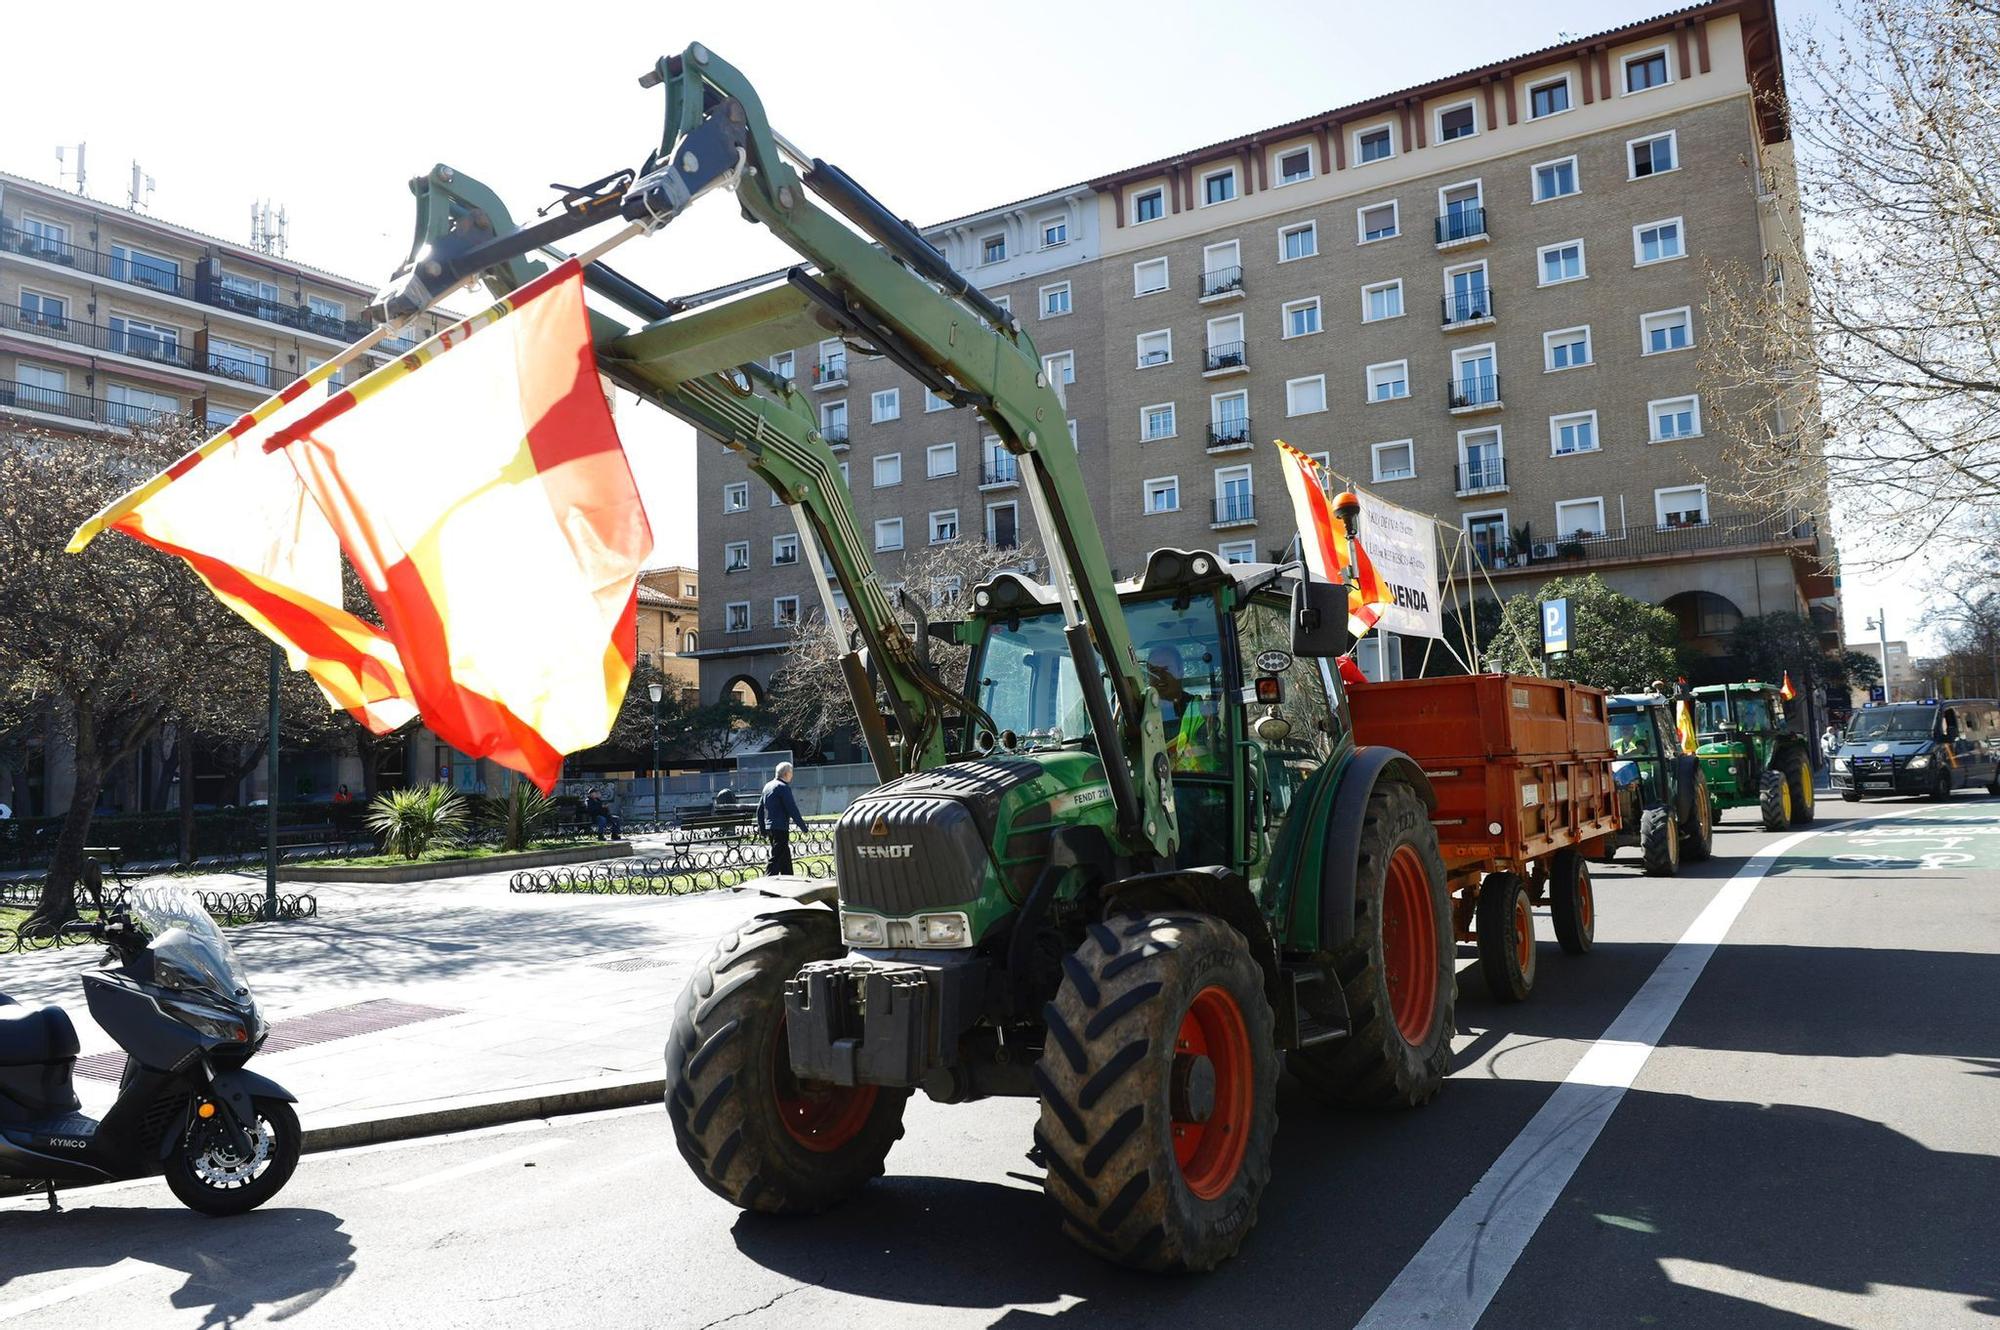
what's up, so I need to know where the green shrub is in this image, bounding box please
[366,784,470,860]
[486,783,559,851]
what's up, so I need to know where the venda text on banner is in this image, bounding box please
[1350,486,1443,639]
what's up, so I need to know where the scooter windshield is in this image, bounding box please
[127,886,256,1008]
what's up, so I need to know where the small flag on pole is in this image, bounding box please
[1780,671,1797,701]
[1677,699,1699,754]
[1275,440,1391,638]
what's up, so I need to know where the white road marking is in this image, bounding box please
[386,1139,570,1194]
[0,1259,167,1322]
[1358,801,1953,1330]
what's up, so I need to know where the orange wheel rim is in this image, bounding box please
[1173,985,1254,1200]
[1512,890,1535,975]
[1578,869,1595,933]
[1381,844,1439,1046]
[771,1023,878,1152]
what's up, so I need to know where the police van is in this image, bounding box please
[1831,698,2000,801]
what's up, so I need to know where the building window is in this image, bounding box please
[110,243,181,292]
[1372,439,1416,482]
[1458,427,1506,493]
[930,509,959,543]
[817,338,847,383]
[1451,345,1499,407]
[1656,484,1708,527]
[1445,261,1492,323]
[821,399,849,443]
[1544,326,1593,371]
[1642,307,1694,354]
[1041,216,1068,248]
[1438,102,1477,141]
[1202,168,1237,206]
[874,452,903,488]
[1286,375,1328,416]
[1551,411,1600,456]
[722,482,750,513]
[17,289,68,332]
[1363,279,1404,323]
[1134,189,1165,224]
[1539,240,1586,285]
[1040,281,1072,318]
[1534,156,1579,201]
[108,314,178,360]
[772,534,799,565]
[1201,240,1242,297]
[1625,49,1670,93]
[1142,402,1177,441]
[993,295,1012,313]
[1280,221,1318,262]
[723,540,750,571]
[773,596,800,628]
[1043,350,1075,385]
[1278,148,1313,184]
[871,388,900,422]
[19,216,70,252]
[104,383,178,426]
[771,350,795,382]
[1649,395,1702,441]
[1204,314,1244,368]
[1358,201,1399,243]
[1555,497,1606,539]
[1218,540,1258,563]
[1211,392,1249,445]
[1634,218,1685,265]
[725,602,751,632]
[1214,465,1254,523]
[924,388,951,413]
[1529,76,1571,118]
[1629,132,1677,179]
[1366,360,1409,402]
[926,441,958,477]
[1134,256,1170,295]
[1144,476,1180,514]
[1137,329,1173,367]
[206,337,273,387]
[981,234,1006,264]
[1356,125,1393,163]
[1282,297,1322,339]
[987,502,1020,548]
[874,517,905,551]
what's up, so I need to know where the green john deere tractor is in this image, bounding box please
[1691,682,1815,830]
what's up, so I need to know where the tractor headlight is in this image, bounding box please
[840,911,887,947]
[915,912,971,948]
[1906,753,1931,770]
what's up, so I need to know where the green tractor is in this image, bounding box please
[1691,682,1816,830]
[1605,693,1713,874]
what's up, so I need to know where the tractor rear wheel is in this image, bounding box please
[1785,752,1816,825]
[1640,805,1680,876]
[665,908,909,1215]
[1288,781,1454,1109]
[1680,771,1715,862]
[1758,768,1792,831]
[1474,871,1535,1003]
[1035,913,1277,1272]
[1548,847,1595,955]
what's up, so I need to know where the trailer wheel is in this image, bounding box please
[1474,872,1535,1003]
[1549,847,1595,955]
[1289,781,1454,1109]
[1640,805,1680,876]
[1680,771,1715,863]
[1786,753,1817,824]
[665,908,909,1215]
[1758,768,1792,830]
[1034,913,1277,1272]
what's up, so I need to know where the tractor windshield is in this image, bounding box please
[1698,691,1774,735]
[1846,705,1938,742]
[1610,710,1659,756]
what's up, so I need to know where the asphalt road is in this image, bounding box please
[4,792,1997,1329]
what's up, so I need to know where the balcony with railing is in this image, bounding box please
[0,381,194,432]
[980,457,1019,488]
[1456,510,1822,576]
[820,424,849,448]
[1207,416,1253,452]
[204,351,278,389]
[1435,206,1489,248]
[1212,492,1257,528]
[1447,373,1503,413]
[1,303,204,373]
[812,358,848,389]
[1203,340,1248,376]
[1199,265,1245,301]
[1454,457,1509,497]
[1441,287,1495,328]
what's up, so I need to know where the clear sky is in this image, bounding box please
[12,0,1920,647]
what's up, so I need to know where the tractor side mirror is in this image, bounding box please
[1290,577,1354,659]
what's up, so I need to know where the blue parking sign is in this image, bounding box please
[1541,598,1570,654]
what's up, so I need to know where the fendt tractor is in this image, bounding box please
[360,44,1586,1271]
[1692,682,1816,831]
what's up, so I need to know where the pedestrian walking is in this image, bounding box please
[757,762,810,876]
[1820,723,1841,768]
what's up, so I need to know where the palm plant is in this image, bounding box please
[487,781,558,852]
[366,783,469,860]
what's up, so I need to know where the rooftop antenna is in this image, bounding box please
[55,142,86,194]
[128,161,156,211]
[249,200,289,257]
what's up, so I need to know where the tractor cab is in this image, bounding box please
[1690,681,1814,830]
[1604,693,1712,873]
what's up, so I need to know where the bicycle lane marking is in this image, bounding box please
[1354,798,1979,1330]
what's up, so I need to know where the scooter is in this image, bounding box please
[0,884,301,1214]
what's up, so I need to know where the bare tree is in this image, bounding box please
[767,536,1043,760]
[1702,0,2000,559]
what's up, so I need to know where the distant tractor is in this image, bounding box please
[1691,683,1815,830]
[1605,693,1713,875]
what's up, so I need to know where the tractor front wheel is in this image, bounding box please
[1680,771,1715,862]
[1640,805,1681,876]
[1786,753,1817,825]
[1475,871,1535,1003]
[665,908,909,1215]
[1758,768,1792,831]
[1035,913,1278,1273]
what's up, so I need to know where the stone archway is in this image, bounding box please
[1662,590,1745,671]
[721,674,765,707]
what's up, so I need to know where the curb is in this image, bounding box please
[301,1074,666,1152]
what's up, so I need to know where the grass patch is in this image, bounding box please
[291,838,579,870]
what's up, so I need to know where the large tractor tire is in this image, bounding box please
[1640,805,1681,876]
[1288,781,1454,1109]
[1474,871,1535,1003]
[1548,847,1595,956]
[665,907,909,1215]
[1758,767,1792,830]
[1679,767,1715,862]
[1785,752,1817,825]
[1035,913,1278,1273]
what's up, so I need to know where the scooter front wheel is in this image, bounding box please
[163,1095,301,1216]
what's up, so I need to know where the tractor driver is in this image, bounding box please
[1146,644,1222,773]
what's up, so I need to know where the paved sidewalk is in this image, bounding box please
[0,862,785,1144]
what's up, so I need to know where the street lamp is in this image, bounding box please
[647,681,665,822]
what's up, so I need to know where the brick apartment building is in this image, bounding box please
[692,0,1836,718]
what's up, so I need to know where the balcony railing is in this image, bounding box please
[1458,510,1821,574]
[1455,458,1508,496]
[1207,416,1253,449]
[0,382,195,432]
[204,352,278,389]
[980,457,1020,486]
[813,359,847,386]
[1435,206,1489,245]
[1204,340,1247,373]
[821,424,848,446]
[1200,265,1244,298]
[1213,493,1257,526]
[1448,373,1502,410]
[1441,288,1495,326]
[2,303,202,373]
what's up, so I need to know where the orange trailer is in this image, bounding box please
[1348,673,1618,1002]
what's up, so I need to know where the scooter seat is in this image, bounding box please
[0,1003,79,1066]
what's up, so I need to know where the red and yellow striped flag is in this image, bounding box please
[71,260,651,790]
[1275,440,1391,637]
